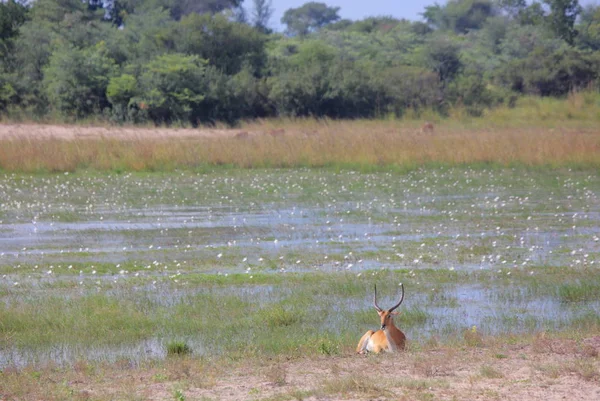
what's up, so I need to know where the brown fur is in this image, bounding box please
[357,285,407,354]
[356,310,406,353]
[421,122,434,133]
[268,128,285,137]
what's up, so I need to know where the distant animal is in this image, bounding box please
[268,128,285,137]
[235,131,249,139]
[421,122,435,134]
[356,284,406,354]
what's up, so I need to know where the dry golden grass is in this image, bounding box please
[1,121,599,172]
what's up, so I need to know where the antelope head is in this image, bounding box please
[374,283,404,330]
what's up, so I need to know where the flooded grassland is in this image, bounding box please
[0,167,599,368]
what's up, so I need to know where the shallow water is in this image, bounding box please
[1,168,599,366]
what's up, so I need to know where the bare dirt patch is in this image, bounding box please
[141,344,599,401]
[6,338,597,401]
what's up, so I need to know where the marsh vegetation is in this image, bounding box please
[1,164,599,369]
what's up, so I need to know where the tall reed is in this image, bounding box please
[1,124,598,172]
[1,92,600,172]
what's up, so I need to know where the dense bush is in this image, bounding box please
[0,0,599,124]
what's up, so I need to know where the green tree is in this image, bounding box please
[499,24,565,60]
[418,36,463,85]
[29,0,88,24]
[543,0,581,44]
[342,16,403,34]
[20,0,110,50]
[175,13,266,75]
[516,1,546,26]
[14,21,56,106]
[576,5,600,50]
[0,73,19,113]
[114,0,244,20]
[495,0,526,18]
[281,2,340,36]
[107,74,137,106]
[423,0,495,33]
[0,0,29,69]
[252,0,274,33]
[0,0,28,42]
[267,40,338,116]
[169,0,244,20]
[133,53,208,124]
[115,8,176,63]
[43,41,117,117]
[497,47,599,95]
[377,66,442,115]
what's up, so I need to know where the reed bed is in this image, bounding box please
[1,123,599,172]
[2,91,600,172]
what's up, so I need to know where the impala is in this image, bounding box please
[356,284,406,354]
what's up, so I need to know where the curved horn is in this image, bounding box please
[388,283,405,312]
[373,284,383,312]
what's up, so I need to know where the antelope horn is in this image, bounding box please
[388,283,405,312]
[373,284,383,312]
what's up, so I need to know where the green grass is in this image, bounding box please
[1,166,599,368]
[2,265,599,364]
[558,281,600,303]
[166,341,192,357]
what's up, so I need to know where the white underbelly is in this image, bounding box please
[365,330,397,353]
[384,330,397,352]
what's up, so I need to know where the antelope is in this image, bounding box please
[268,128,285,137]
[356,284,406,354]
[421,122,434,134]
[235,131,249,139]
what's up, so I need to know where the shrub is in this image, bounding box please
[166,341,192,356]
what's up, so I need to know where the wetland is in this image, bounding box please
[1,167,599,369]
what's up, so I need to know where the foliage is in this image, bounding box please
[0,0,599,124]
[175,12,266,75]
[543,0,581,45]
[496,46,599,95]
[166,341,192,356]
[133,53,208,124]
[423,0,496,34]
[281,1,340,36]
[114,0,243,21]
[114,8,177,63]
[576,5,600,50]
[251,0,274,33]
[43,41,117,117]
[0,0,29,84]
[0,0,28,45]
[0,74,18,112]
[418,35,463,85]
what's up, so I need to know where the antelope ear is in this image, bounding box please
[377,310,384,316]
[390,311,399,316]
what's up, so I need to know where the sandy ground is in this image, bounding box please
[0,123,238,140]
[56,336,600,401]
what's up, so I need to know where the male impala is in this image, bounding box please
[356,284,406,354]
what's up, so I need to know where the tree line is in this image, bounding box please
[0,0,599,125]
